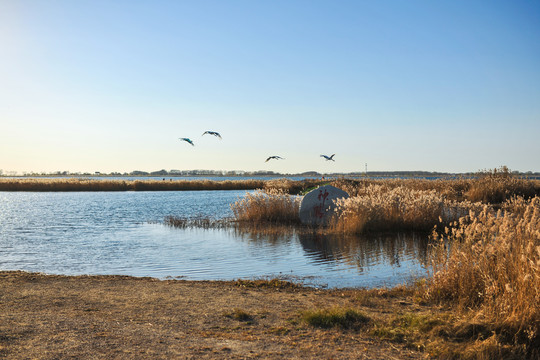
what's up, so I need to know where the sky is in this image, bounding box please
[1,0,539,175]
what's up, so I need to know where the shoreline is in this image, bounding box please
[0,271,432,359]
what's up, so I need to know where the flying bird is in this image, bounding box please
[265,156,284,162]
[202,131,222,139]
[320,154,335,161]
[179,138,194,146]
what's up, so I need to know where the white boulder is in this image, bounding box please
[299,185,349,226]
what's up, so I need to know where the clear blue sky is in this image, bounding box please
[1,0,539,174]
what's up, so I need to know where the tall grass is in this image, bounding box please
[426,196,540,356]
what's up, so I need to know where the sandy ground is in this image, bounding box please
[0,271,433,359]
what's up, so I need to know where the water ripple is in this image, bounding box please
[0,191,428,288]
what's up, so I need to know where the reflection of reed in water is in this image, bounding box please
[230,225,429,273]
[164,216,429,275]
[297,232,429,272]
[229,225,299,248]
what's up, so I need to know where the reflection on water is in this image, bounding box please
[230,228,428,288]
[0,191,429,288]
[298,232,428,271]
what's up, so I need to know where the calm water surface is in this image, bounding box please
[0,191,428,288]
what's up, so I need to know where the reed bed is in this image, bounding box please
[465,171,540,204]
[330,173,540,204]
[231,183,484,234]
[329,185,484,234]
[330,178,470,200]
[0,178,265,191]
[3,172,538,199]
[217,170,540,234]
[425,196,540,357]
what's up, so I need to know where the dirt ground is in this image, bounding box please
[0,271,438,359]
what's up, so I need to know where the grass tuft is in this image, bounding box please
[223,308,254,322]
[234,278,301,290]
[301,307,370,330]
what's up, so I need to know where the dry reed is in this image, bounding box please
[230,189,301,225]
[229,181,489,234]
[163,216,230,229]
[465,167,539,204]
[330,172,540,204]
[426,196,540,357]
[330,185,484,234]
[263,178,326,195]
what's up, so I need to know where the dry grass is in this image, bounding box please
[0,271,429,359]
[424,196,540,358]
[0,178,265,191]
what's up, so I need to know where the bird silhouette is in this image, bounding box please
[202,131,222,139]
[266,156,284,162]
[179,138,194,146]
[320,154,335,161]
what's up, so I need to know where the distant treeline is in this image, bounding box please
[2,167,540,178]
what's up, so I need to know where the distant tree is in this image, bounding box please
[150,169,169,176]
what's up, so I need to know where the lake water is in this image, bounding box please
[0,191,429,288]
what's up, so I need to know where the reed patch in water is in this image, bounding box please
[230,189,302,225]
[163,216,231,229]
[228,184,484,235]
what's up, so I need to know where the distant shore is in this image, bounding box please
[0,178,267,192]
